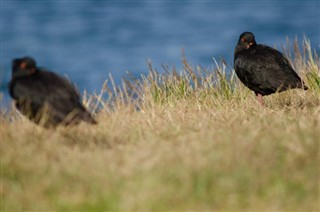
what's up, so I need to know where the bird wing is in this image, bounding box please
[10,70,83,121]
[257,46,304,91]
[235,45,304,93]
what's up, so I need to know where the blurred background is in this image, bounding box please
[1,0,319,107]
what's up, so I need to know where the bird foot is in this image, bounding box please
[257,94,264,106]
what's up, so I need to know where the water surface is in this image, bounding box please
[1,0,319,107]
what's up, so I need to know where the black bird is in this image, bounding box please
[9,57,97,127]
[234,32,308,105]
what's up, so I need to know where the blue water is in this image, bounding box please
[1,0,319,107]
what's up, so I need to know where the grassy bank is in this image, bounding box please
[1,38,320,211]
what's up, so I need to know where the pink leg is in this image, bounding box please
[257,94,264,106]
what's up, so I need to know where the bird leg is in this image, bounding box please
[256,93,264,106]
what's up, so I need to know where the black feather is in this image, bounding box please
[9,57,97,127]
[234,32,308,97]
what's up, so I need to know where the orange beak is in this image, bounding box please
[246,42,253,49]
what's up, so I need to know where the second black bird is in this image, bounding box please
[9,57,97,127]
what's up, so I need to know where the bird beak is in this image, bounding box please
[246,42,253,49]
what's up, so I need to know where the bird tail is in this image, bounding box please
[63,107,97,125]
[301,81,308,90]
[302,84,308,90]
[79,110,97,124]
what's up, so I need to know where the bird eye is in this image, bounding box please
[20,62,27,69]
[241,38,246,42]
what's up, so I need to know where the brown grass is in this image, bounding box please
[1,38,319,211]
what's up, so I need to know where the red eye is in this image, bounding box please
[20,62,27,69]
[241,38,246,42]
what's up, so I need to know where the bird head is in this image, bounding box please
[234,32,257,56]
[12,57,37,78]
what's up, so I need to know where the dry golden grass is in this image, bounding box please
[1,38,320,211]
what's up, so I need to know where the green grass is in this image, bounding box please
[1,38,319,211]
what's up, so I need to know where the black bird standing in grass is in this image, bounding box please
[9,57,97,127]
[234,32,308,105]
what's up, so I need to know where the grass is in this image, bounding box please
[1,38,320,211]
